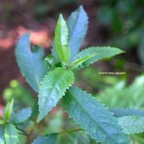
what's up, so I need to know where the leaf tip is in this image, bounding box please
[59,13,64,20]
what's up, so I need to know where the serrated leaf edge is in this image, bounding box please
[63,88,126,143]
[73,46,124,69]
[38,68,74,122]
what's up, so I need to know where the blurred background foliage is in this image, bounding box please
[0,0,144,143]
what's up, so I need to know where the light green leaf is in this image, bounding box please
[4,98,14,121]
[70,55,94,70]
[38,67,74,122]
[13,107,32,124]
[5,124,19,144]
[73,47,124,69]
[63,86,129,144]
[15,33,48,92]
[55,14,70,64]
[32,134,57,144]
[118,116,144,134]
[67,6,88,61]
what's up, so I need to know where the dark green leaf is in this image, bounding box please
[63,86,129,144]
[32,134,57,144]
[38,67,74,122]
[5,124,19,144]
[55,14,70,64]
[13,107,32,124]
[15,33,48,92]
[73,47,124,69]
[67,6,88,61]
[118,116,144,134]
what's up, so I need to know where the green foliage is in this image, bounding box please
[72,47,124,69]
[13,108,32,124]
[67,6,88,61]
[38,68,74,122]
[15,34,48,92]
[110,108,144,118]
[118,116,144,135]
[57,131,90,144]
[97,75,144,108]
[4,124,19,144]
[97,75,144,143]
[10,5,144,144]
[70,55,94,70]
[3,80,35,108]
[55,14,70,64]
[63,86,129,144]
[0,128,5,144]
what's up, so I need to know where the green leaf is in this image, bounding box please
[38,67,74,122]
[45,55,62,70]
[70,55,94,70]
[13,107,32,124]
[51,42,61,61]
[45,55,57,70]
[55,14,70,64]
[15,33,48,92]
[4,98,14,121]
[73,47,124,69]
[63,86,129,144]
[0,119,5,125]
[118,116,144,134]
[5,124,19,144]
[110,108,144,118]
[67,6,88,61]
[0,128,5,144]
[32,134,57,144]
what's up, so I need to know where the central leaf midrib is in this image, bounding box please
[43,69,67,106]
[68,90,118,143]
[49,70,66,97]
[59,34,67,61]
